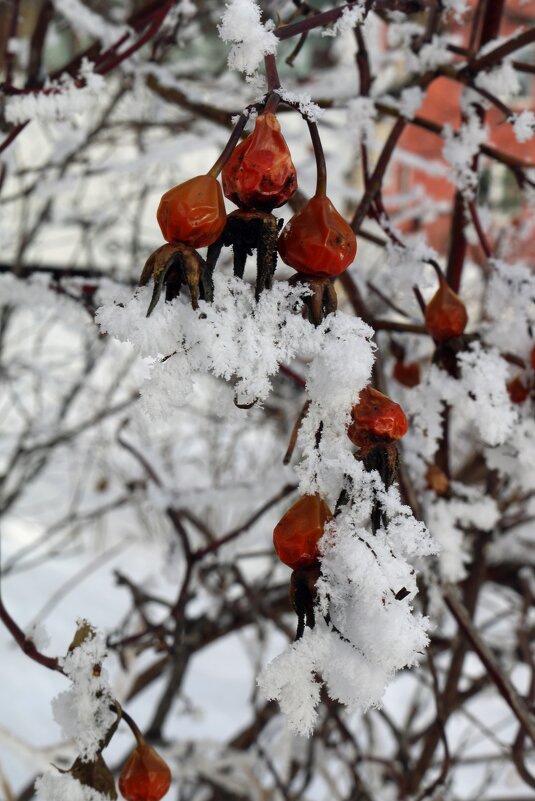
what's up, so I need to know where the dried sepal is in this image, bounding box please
[290,564,321,640]
[70,753,118,800]
[139,243,213,315]
[288,273,338,326]
[209,209,281,300]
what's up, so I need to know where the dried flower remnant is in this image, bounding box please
[222,112,297,211]
[278,195,357,278]
[157,175,226,248]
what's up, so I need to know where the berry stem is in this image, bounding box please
[121,707,145,748]
[207,112,249,177]
[263,54,281,114]
[264,53,281,92]
[307,120,327,197]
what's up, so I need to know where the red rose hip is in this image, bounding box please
[277,195,357,278]
[424,278,468,343]
[273,495,332,570]
[348,386,408,448]
[393,360,420,388]
[119,741,171,801]
[157,174,226,248]
[222,112,297,211]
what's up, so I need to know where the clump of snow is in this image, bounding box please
[442,0,469,21]
[322,3,366,37]
[218,0,278,77]
[456,343,517,447]
[486,418,535,493]
[399,87,424,119]
[483,259,535,356]
[426,487,499,582]
[51,622,116,762]
[347,97,378,151]
[5,59,106,125]
[512,110,535,143]
[442,106,486,197]
[276,87,324,122]
[52,0,127,47]
[27,622,51,651]
[417,36,454,71]
[387,21,424,51]
[36,772,113,801]
[475,60,520,100]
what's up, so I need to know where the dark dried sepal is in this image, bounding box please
[139,243,213,315]
[288,274,337,326]
[360,442,399,533]
[70,754,117,800]
[290,564,321,640]
[207,210,281,301]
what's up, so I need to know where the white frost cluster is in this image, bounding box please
[35,773,111,801]
[442,107,486,196]
[512,110,535,143]
[417,36,454,72]
[218,0,278,76]
[98,274,435,733]
[456,343,517,447]
[322,3,366,37]
[399,87,424,119]
[5,59,106,125]
[426,488,499,582]
[442,0,469,21]
[347,97,378,152]
[475,60,520,100]
[483,259,535,356]
[97,276,310,409]
[52,0,126,47]
[276,87,324,122]
[51,623,116,762]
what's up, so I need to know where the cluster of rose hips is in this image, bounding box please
[140,103,357,323]
[274,386,408,638]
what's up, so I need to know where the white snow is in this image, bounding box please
[218,0,278,77]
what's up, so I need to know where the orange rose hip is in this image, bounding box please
[424,278,468,343]
[119,741,171,801]
[278,195,356,278]
[348,386,408,448]
[222,112,297,211]
[273,495,332,569]
[157,174,226,248]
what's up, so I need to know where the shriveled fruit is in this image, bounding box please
[222,112,297,211]
[273,495,332,569]
[424,278,468,343]
[426,464,449,496]
[119,742,171,801]
[393,360,420,388]
[157,175,226,248]
[348,386,408,448]
[507,376,529,404]
[278,195,356,277]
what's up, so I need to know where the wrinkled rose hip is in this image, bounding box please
[222,112,297,211]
